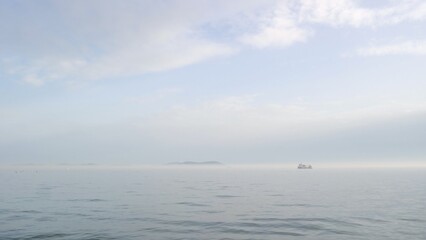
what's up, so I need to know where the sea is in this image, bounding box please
[1,167,425,240]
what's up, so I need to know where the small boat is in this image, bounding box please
[297,163,312,169]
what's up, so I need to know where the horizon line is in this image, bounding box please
[1,162,426,170]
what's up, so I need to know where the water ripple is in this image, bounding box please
[175,202,210,207]
[67,198,107,202]
[273,203,325,208]
[215,195,242,198]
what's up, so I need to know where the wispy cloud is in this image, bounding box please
[358,41,426,56]
[234,0,426,48]
[22,74,45,87]
[1,0,426,86]
[298,0,426,27]
[239,2,310,48]
[0,1,238,85]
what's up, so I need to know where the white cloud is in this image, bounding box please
[298,0,375,27]
[239,2,310,48]
[22,74,45,87]
[298,0,426,27]
[0,1,239,85]
[2,0,426,85]
[5,39,233,85]
[88,38,233,80]
[358,40,426,56]
[239,0,426,48]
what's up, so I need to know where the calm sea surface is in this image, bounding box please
[1,168,425,240]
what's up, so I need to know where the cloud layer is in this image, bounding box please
[358,40,426,56]
[1,0,426,85]
[2,95,426,164]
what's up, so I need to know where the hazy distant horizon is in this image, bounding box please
[2,162,426,171]
[2,2,426,240]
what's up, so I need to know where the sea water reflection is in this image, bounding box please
[0,167,425,240]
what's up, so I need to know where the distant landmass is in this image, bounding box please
[167,161,223,166]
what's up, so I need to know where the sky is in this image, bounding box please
[1,0,426,165]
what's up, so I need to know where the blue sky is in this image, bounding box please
[1,0,426,165]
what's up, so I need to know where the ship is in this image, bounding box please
[297,163,312,169]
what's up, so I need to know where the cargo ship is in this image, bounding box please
[297,163,312,169]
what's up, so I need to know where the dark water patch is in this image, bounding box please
[124,216,160,222]
[351,216,389,223]
[0,232,122,240]
[117,205,130,209]
[0,209,12,214]
[233,220,322,231]
[253,217,341,222]
[228,219,362,237]
[4,233,74,240]
[159,219,318,237]
[89,198,106,202]
[141,227,201,234]
[192,210,224,214]
[217,227,305,236]
[6,215,30,221]
[0,229,26,234]
[157,212,172,217]
[76,232,119,240]
[51,211,91,217]
[249,217,364,229]
[323,229,362,236]
[37,183,59,188]
[395,230,425,237]
[399,218,426,222]
[38,186,57,190]
[90,209,105,213]
[267,193,284,197]
[273,203,326,208]
[215,195,242,198]
[36,216,56,222]
[1,209,42,215]
[67,198,107,202]
[87,216,113,221]
[161,219,224,228]
[20,210,43,214]
[232,222,263,228]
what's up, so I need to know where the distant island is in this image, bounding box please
[167,161,223,166]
